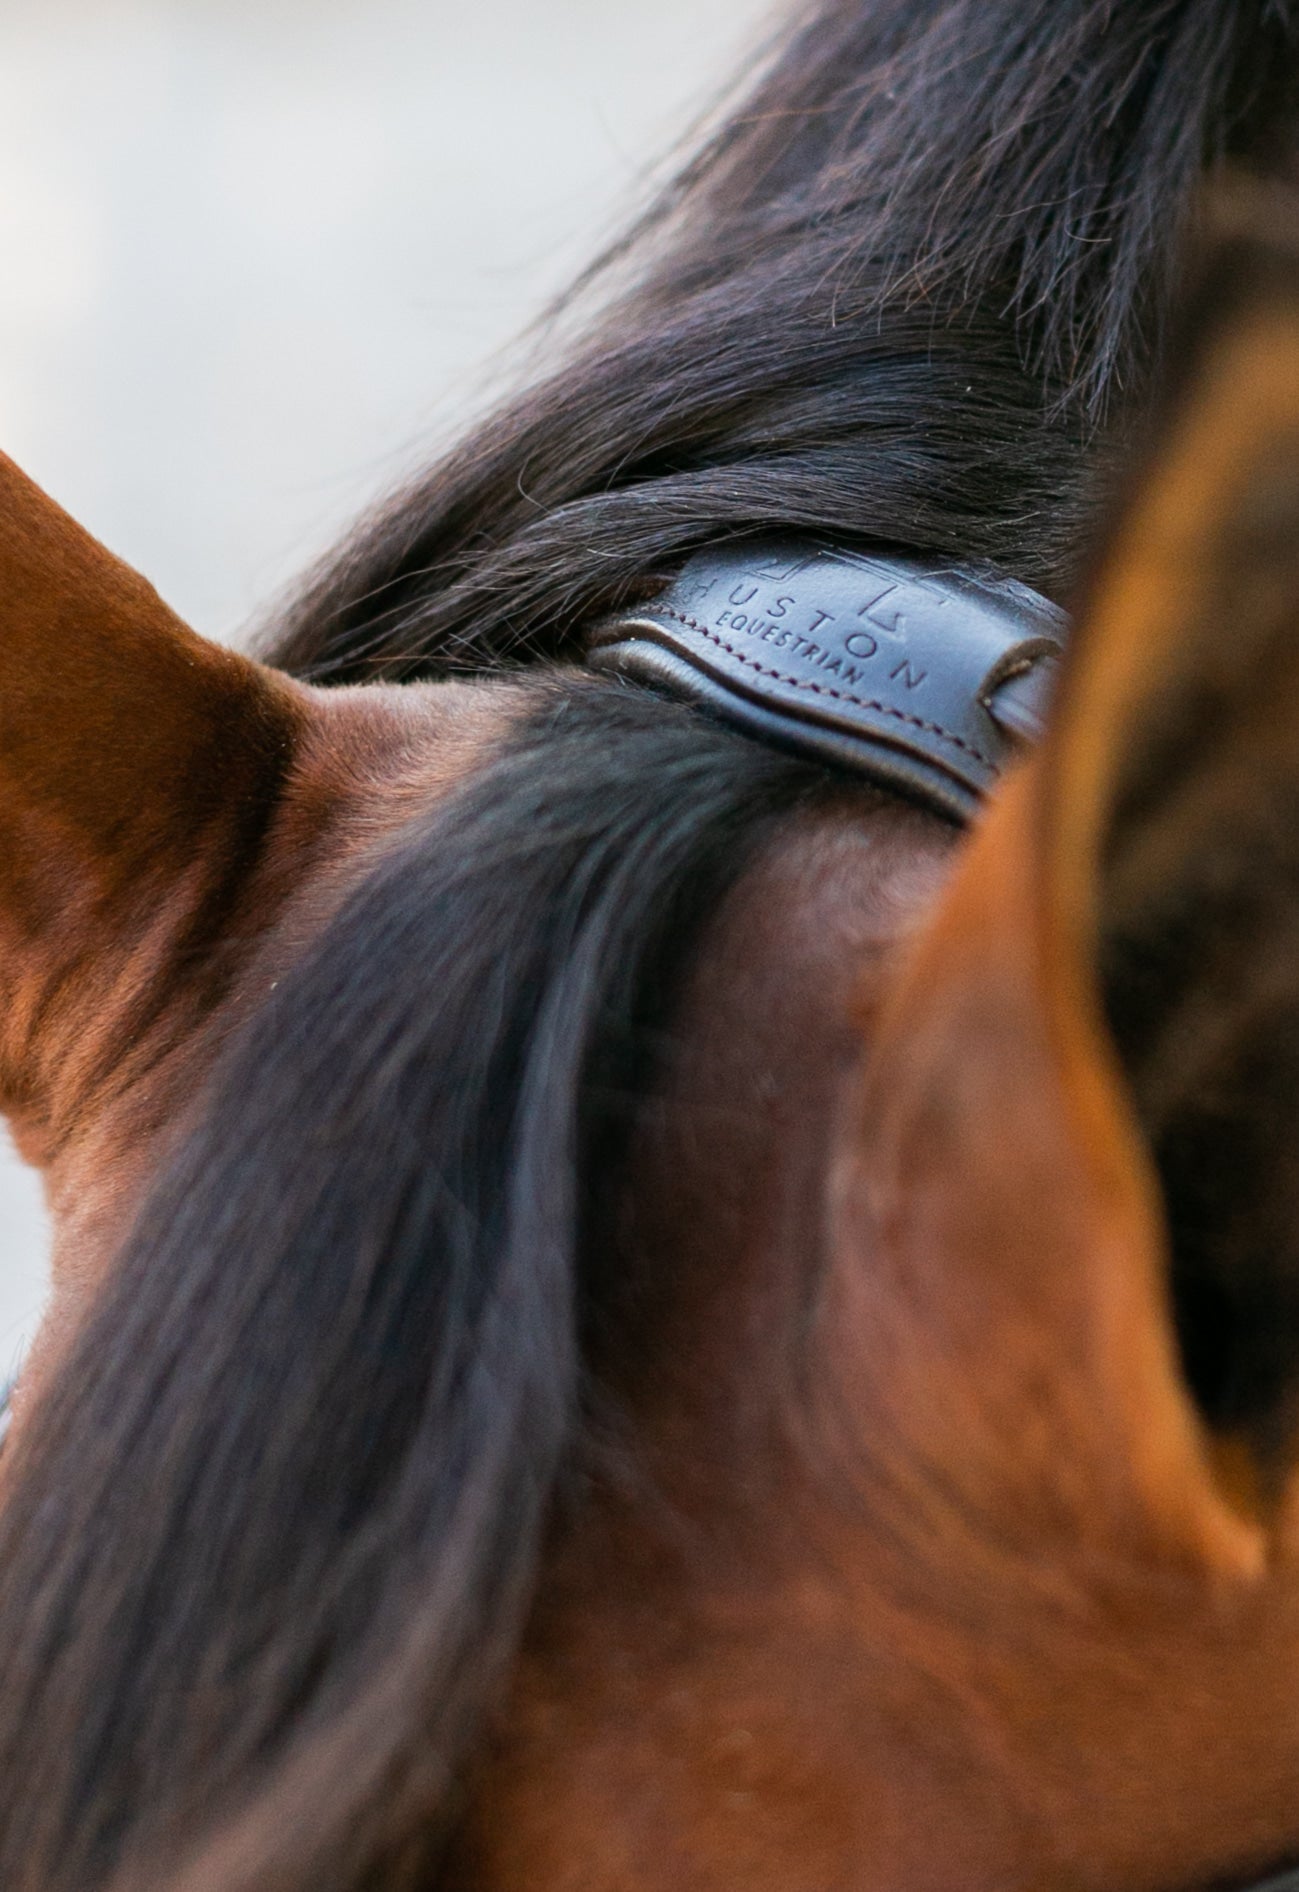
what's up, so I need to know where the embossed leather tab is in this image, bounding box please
[588,539,1068,822]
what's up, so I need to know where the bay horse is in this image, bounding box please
[4,1,1299,1887]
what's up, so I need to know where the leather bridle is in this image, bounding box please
[589,537,1067,822]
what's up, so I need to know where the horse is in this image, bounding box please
[4,0,1299,1887]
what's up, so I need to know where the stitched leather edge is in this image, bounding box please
[652,605,997,771]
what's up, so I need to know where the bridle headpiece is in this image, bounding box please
[589,537,1068,823]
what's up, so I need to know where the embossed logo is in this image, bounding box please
[702,566,932,695]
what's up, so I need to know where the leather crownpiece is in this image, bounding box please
[588,539,1069,823]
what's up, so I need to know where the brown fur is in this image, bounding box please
[8,236,1299,1888]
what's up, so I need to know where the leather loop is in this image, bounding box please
[588,539,1068,823]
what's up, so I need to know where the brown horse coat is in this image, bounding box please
[7,203,1299,1892]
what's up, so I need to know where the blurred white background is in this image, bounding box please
[0,0,773,1368]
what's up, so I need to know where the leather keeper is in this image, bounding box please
[587,538,1068,824]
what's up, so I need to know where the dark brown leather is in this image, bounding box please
[588,539,1068,823]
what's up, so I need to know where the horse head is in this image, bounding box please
[4,7,1299,1891]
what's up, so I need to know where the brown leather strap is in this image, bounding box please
[588,539,1068,823]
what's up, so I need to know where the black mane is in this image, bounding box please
[2,4,1298,1888]
[270,0,1298,685]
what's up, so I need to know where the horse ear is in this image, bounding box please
[829,201,1299,1569]
[0,451,307,1159]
